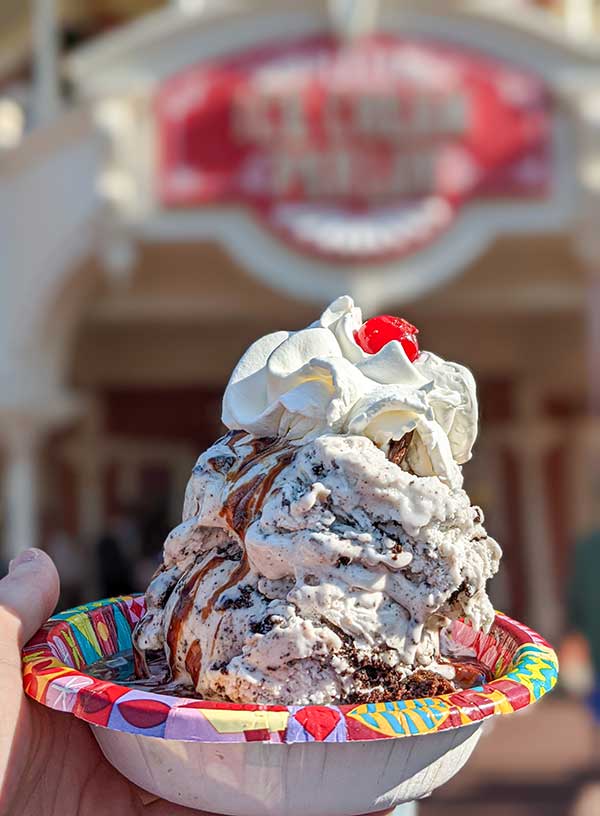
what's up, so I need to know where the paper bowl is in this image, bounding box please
[22,597,558,815]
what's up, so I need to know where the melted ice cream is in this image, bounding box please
[134,432,500,705]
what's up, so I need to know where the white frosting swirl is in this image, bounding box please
[222,296,477,487]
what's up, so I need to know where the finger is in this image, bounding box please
[133,784,217,814]
[360,811,396,815]
[138,787,398,816]
[0,549,60,651]
[144,801,397,816]
[136,788,159,806]
[144,797,218,815]
[0,550,60,810]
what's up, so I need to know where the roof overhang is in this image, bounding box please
[68,1,600,95]
[65,1,598,308]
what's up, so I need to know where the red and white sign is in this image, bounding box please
[156,36,551,262]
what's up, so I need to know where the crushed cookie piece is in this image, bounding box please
[217,584,254,611]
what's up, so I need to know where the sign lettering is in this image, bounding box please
[157,36,550,261]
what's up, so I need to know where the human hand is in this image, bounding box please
[0,549,396,816]
[0,549,211,816]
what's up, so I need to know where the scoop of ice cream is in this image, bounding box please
[221,296,477,487]
[133,431,501,705]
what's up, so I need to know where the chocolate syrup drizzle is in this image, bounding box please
[184,641,203,688]
[221,437,295,537]
[165,555,224,671]
[162,431,297,683]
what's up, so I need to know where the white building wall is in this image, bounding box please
[0,109,102,556]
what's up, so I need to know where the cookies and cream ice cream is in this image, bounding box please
[133,296,501,705]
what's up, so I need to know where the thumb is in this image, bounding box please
[0,551,60,813]
[0,549,60,652]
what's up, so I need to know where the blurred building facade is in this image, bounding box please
[1,1,600,639]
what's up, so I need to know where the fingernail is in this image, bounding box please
[8,548,40,573]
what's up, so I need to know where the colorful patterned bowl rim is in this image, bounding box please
[22,595,558,744]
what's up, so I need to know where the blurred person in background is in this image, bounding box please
[567,519,600,765]
[566,526,600,816]
[134,494,171,592]
[96,505,140,598]
[42,508,83,610]
[0,509,7,578]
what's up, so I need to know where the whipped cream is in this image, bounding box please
[222,296,477,487]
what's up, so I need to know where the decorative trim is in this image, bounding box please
[23,596,558,744]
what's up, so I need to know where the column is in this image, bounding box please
[513,385,562,640]
[173,0,205,12]
[564,0,595,38]
[327,0,380,38]
[32,0,61,126]
[1,418,40,561]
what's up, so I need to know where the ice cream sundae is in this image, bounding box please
[133,296,501,705]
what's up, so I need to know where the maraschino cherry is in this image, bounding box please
[354,315,420,361]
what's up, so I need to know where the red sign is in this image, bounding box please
[156,36,550,262]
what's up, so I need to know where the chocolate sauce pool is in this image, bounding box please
[85,649,492,702]
[87,649,204,699]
